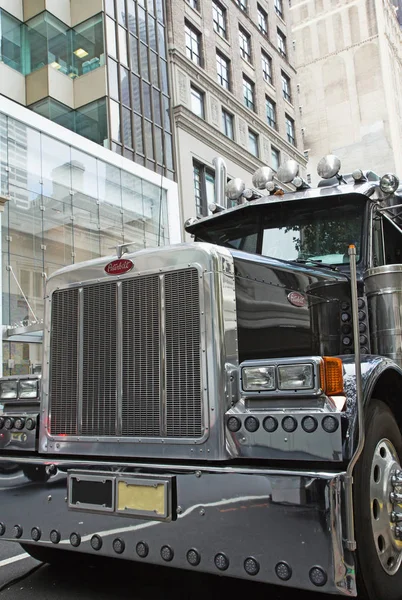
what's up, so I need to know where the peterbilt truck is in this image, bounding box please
[1,154,402,599]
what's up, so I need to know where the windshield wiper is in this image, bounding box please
[293,258,340,272]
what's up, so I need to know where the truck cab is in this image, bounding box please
[0,155,401,600]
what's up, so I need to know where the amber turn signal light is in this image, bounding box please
[322,357,344,396]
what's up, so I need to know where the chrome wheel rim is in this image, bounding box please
[370,438,402,575]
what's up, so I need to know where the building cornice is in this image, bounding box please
[170,49,306,165]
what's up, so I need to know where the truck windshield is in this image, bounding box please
[195,195,365,265]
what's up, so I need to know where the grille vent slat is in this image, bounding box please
[165,270,202,437]
[49,268,203,440]
[81,283,118,435]
[49,289,79,435]
[122,275,160,436]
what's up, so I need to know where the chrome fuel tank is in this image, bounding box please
[364,264,402,367]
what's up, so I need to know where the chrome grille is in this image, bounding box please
[165,270,202,437]
[49,289,79,435]
[49,268,203,439]
[81,284,118,435]
[122,275,160,436]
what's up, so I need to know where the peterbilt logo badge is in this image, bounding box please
[287,291,306,307]
[104,259,134,275]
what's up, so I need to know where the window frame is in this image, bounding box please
[271,146,280,170]
[281,71,291,103]
[212,0,227,38]
[257,4,268,35]
[243,75,255,111]
[186,0,199,10]
[285,114,296,145]
[216,50,230,90]
[277,28,287,57]
[265,96,277,129]
[239,26,252,63]
[261,50,273,85]
[236,0,248,12]
[185,21,202,66]
[193,160,215,217]
[275,0,284,18]
[222,108,234,139]
[248,129,259,157]
[190,85,205,118]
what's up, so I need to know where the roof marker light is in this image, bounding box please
[380,173,399,194]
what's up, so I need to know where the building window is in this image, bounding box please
[216,51,230,89]
[193,161,215,216]
[222,109,234,139]
[186,0,199,9]
[239,26,251,63]
[257,5,268,35]
[243,76,255,110]
[236,0,248,11]
[307,173,312,184]
[261,51,273,84]
[191,86,204,118]
[265,97,276,129]
[185,21,202,65]
[304,149,309,160]
[275,0,284,18]
[271,147,280,170]
[277,29,287,57]
[281,71,291,102]
[249,130,259,156]
[212,1,227,38]
[286,114,296,145]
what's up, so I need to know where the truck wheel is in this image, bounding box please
[354,399,402,600]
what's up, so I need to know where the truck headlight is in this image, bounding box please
[277,364,314,390]
[0,381,18,399]
[242,366,275,391]
[19,380,38,399]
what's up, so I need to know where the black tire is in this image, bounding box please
[354,399,402,600]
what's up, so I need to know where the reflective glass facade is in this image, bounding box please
[105,0,174,177]
[0,9,105,77]
[0,109,172,375]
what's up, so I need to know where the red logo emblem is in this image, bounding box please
[287,291,306,307]
[104,259,134,275]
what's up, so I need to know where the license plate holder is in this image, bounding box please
[67,471,174,520]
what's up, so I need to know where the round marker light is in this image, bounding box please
[275,561,292,581]
[70,532,81,547]
[380,173,399,194]
[161,545,174,562]
[358,311,366,321]
[50,529,61,544]
[309,566,328,587]
[282,416,297,433]
[341,313,350,322]
[263,416,278,433]
[244,557,260,575]
[266,181,276,192]
[136,541,149,558]
[113,538,125,554]
[4,417,14,430]
[361,346,369,354]
[245,416,259,432]
[302,416,318,433]
[360,334,368,345]
[14,418,25,430]
[227,417,241,432]
[187,549,201,566]
[359,322,366,334]
[322,416,339,433]
[293,176,303,189]
[341,301,350,310]
[31,527,41,542]
[242,188,253,200]
[13,525,23,539]
[0,523,5,536]
[215,553,229,571]
[358,298,365,309]
[90,535,102,551]
[342,324,351,334]
[342,337,352,347]
[352,169,364,182]
[25,418,36,431]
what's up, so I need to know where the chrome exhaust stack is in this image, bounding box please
[213,157,228,209]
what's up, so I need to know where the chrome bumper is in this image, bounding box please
[0,457,356,596]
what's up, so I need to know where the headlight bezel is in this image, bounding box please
[0,377,39,401]
[240,357,324,398]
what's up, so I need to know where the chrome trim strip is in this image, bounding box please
[159,274,166,437]
[77,288,84,435]
[116,281,123,436]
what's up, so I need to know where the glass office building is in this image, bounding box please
[0,98,179,376]
[0,0,174,176]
